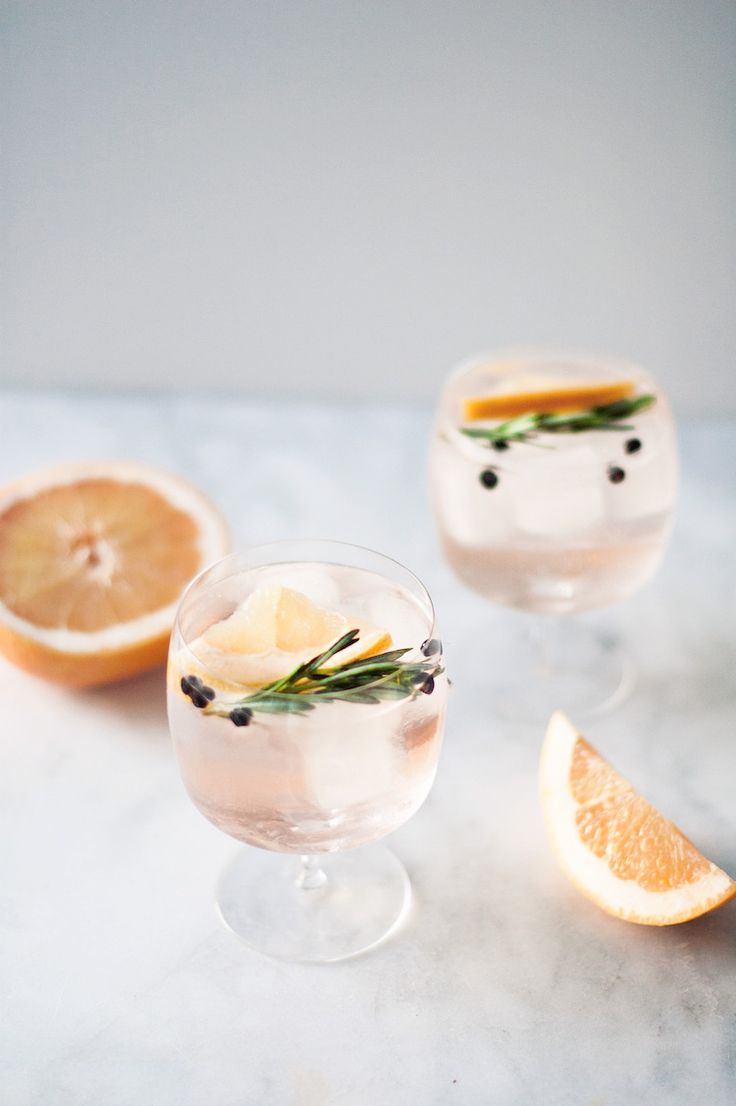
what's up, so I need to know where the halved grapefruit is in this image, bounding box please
[0,461,229,686]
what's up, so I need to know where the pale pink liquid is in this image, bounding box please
[431,353,678,614]
[167,563,447,853]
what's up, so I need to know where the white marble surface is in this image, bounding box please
[1,391,735,1105]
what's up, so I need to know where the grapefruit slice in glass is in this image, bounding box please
[187,584,392,688]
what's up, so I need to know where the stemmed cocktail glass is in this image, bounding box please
[430,350,677,716]
[167,540,447,962]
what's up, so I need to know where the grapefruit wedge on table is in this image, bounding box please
[540,711,736,925]
[0,461,229,687]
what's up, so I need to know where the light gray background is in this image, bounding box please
[2,1,735,411]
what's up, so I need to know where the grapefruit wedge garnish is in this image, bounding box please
[0,461,229,686]
[462,380,635,421]
[540,711,736,925]
[185,584,392,689]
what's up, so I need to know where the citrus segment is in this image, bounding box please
[462,380,635,421]
[540,711,736,925]
[0,480,200,630]
[275,587,347,653]
[0,461,229,686]
[187,585,392,688]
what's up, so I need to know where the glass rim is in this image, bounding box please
[172,538,438,683]
[443,346,656,390]
[436,347,663,449]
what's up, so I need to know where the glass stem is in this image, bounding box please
[522,614,566,681]
[527,614,563,681]
[298,854,327,890]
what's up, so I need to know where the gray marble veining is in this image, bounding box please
[1,392,735,1105]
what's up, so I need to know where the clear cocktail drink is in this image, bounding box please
[167,541,447,961]
[431,352,677,615]
[168,561,445,853]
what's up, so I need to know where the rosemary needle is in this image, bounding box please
[460,394,656,447]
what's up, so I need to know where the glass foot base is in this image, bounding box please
[216,843,411,963]
[491,615,635,722]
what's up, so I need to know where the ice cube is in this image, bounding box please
[432,436,513,546]
[514,451,605,537]
[301,704,398,811]
[604,450,678,521]
[356,586,426,648]
[269,564,341,610]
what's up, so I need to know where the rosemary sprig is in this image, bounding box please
[460,394,656,447]
[180,630,444,726]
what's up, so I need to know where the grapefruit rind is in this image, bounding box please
[462,381,635,422]
[540,711,736,926]
[0,461,230,686]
